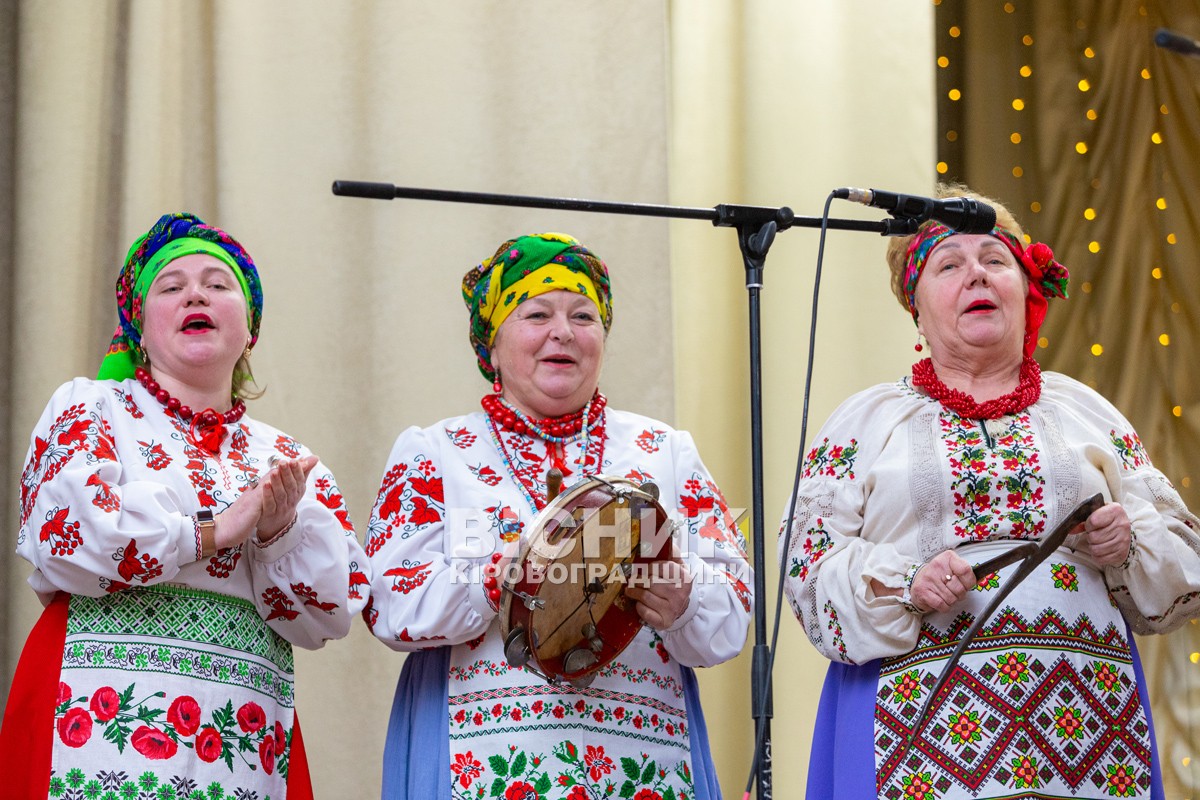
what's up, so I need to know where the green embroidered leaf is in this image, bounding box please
[640,762,657,785]
[664,788,677,800]
[619,780,636,799]
[489,755,509,778]
[490,777,506,797]
[119,683,136,708]
[621,757,641,780]
[534,773,552,794]
[511,752,527,776]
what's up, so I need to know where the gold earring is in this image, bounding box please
[243,344,252,360]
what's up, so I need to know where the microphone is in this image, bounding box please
[834,187,997,234]
[1154,28,1200,57]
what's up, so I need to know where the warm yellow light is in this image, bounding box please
[1082,281,1093,293]
[1023,34,1034,46]
[1192,652,1200,664]
[946,130,958,142]
[949,26,961,38]
[1012,166,1024,178]
[1084,47,1095,58]
[1152,132,1163,144]
[1173,302,1183,313]
[1020,65,1032,77]
[1038,337,1049,349]
[1161,104,1170,114]
[1152,267,1163,279]
[1185,476,1194,488]
[1160,334,1171,346]
[936,161,949,174]
[1003,2,1015,12]
[1091,343,1104,356]
[1184,756,1193,767]
[1157,197,1168,210]
[1078,79,1091,91]
[938,56,950,68]
[1086,109,1098,121]
[1168,233,1178,244]
[1088,241,1100,253]
[1076,141,1089,154]
[1141,68,1152,79]
[1174,406,1183,417]
[1010,132,1022,144]
[949,88,962,101]
[1084,208,1096,220]
[1012,98,1026,111]
[1030,201,1042,213]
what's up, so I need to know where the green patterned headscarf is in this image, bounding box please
[98,213,262,381]
[461,232,612,381]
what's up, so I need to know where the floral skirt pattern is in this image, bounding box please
[444,626,695,800]
[875,547,1153,799]
[48,585,297,800]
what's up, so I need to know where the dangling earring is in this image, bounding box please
[914,333,924,353]
[492,370,502,395]
[243,343,252,360]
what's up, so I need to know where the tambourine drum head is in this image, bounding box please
[499,477,669,684]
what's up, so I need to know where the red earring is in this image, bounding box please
[492,373,502,395]
[914,334,924,352]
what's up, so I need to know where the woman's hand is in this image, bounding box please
[256,455,319,542]
[625,553,693,630]
[908,549,976,613]
[1082,501,1133,567]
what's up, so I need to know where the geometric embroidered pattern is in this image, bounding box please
[876,608,1150,799]
[66,584,293,671]
[47,765,252,800]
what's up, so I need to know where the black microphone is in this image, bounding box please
[834,187,997,234]
[1154,28,1200,57]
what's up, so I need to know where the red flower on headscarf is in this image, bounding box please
[167,696,202,737]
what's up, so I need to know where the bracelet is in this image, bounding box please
[255,515,297,549]
[898,562,924,614]
[195,509,217,559]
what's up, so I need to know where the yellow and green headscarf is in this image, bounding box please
[461,232,612,380]
[98,212,262,381]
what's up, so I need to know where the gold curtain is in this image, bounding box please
[936,0,1200,792]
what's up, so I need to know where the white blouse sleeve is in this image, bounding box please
[1064,382,1200,633]
[657,431,753,668]
[778,386,925,664]
[17,379,203,601]
[245,457,371,650]
[364,424,494,651]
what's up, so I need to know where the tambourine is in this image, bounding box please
[499,474,673,688]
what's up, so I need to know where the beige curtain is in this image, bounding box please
[2,2,674,796]
[937,0,1200,793]
[670,2,935,795]
[1,1,938,797]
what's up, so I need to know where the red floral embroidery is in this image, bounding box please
[291,582,338,613]
[138,440,172,470]
[275,435,301,458]
[113,538,163,584]
[168,695,202,736]
[89,687,120,722]
[194,726,223,763]
[86,472,120,513]
[57,707,93,748]
[446,426,478,449]
[262,587,299,621]
[636,428,667,453]
[384,560,433,594]
[131,725,177,760]
[39,506,83,556]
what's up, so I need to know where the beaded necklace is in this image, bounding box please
[482,392,607,513]
[911,356,1042,419]
[136,367,245,453]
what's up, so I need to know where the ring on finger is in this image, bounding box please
[944,574,953,583]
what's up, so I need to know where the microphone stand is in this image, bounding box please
[332,179,897,800]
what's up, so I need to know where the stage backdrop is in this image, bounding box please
[935,1,1200,794]
[0,2,933,798]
